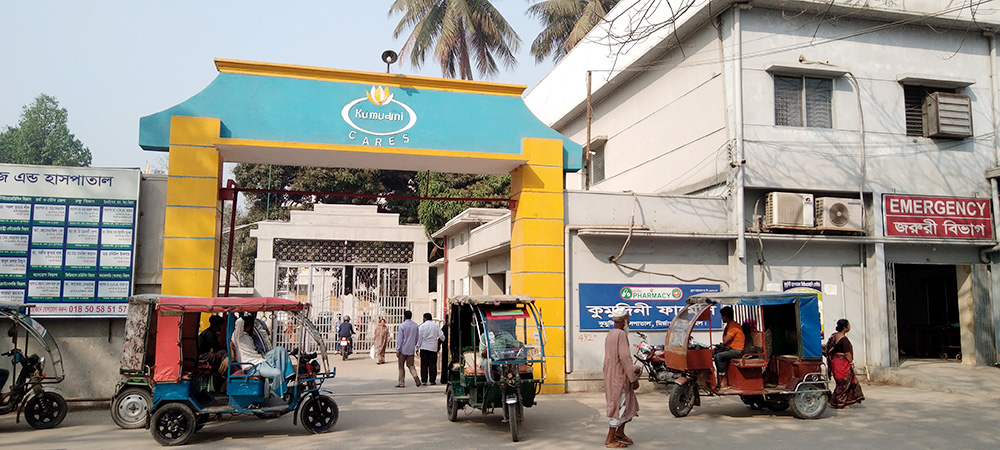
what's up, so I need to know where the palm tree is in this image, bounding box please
[527,0,620,63]
[388,0,521,80]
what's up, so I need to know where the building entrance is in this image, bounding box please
[893,264,961,361]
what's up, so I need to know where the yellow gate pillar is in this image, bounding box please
[162,116,223,297]
[510,137,566,393]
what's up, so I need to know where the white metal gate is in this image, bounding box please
[274,263,408,355]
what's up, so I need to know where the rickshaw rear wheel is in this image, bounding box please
[151,403,196,446]
[24,391,68,429]
[507,402,519,442]
[789,385,828,419]
[300,394,339,433]
[446,385,459,422]
[668,382,696,417]
[111,387,152,429]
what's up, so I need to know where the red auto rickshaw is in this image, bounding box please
[664,292,830,419]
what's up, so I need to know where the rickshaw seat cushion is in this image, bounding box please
[732,354,767,369]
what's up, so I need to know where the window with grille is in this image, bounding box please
[774,75,832,128]
[589,142,606,184]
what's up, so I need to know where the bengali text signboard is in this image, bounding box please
[0,164,140,317]
[579,284,721,331]
[883,194,992,239]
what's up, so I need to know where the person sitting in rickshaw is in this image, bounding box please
[231,315,295,399]
[479,319,522,379]
[198,315,227,392]
[713,306,745,388]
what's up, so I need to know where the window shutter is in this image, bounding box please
[804,78,832,128]
[591,144,606,183]
[774,76,803,127]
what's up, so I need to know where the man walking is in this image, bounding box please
[417,313,445,386]
[395,310,421,388]
[603,307,638,448]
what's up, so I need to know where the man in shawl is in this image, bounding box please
[604,307,639,448]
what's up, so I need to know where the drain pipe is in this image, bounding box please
[565,224,581,374]
[733,4,748,288]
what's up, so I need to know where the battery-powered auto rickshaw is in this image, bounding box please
[134,296,338,446]
[444,295,546,442]
[0,301,68,429]
[664,292,830,419]
[113,295,283,429]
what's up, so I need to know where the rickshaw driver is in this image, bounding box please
[232,316,296,399]
[713,306,745,388]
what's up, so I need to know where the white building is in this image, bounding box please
[514,0,1000,390]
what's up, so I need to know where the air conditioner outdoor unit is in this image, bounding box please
[764,192,814,228]
[815,197,864,231]
[924,92,973,139]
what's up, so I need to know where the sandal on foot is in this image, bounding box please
[616,435,634,445]
[605,442,627,448]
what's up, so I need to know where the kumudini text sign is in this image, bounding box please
[578,284,722,331]
[0,164,140,317]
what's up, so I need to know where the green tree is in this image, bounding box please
[389,0,521,80]
[527,0,620,63]
[416,172,510,236]
[0,94,92,166]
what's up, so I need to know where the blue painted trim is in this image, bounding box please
[140,72,581,171]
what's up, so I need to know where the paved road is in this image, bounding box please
[3,354,999,449]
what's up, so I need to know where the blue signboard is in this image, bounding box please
[579,284,722,331]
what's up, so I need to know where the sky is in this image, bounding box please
[0,1,555,171]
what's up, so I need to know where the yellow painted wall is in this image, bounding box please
[163,116,223,298]
[510,137,566,393]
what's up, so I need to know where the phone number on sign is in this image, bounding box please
[30,303,128,316]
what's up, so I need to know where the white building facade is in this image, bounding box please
[251,204,429,352]
[518,0,1000,390]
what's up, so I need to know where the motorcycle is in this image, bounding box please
[633,331,676,385]
[1,304,68,429]
[338,337,352,360]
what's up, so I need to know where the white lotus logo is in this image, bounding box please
[366,86,393,105]
[341,86,417,136]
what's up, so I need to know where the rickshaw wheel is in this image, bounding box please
[789,385,828,419]
[446,385,459,422]
[111,387,152,429]
[668,383,696,417]
[24,391,68,429]
[300,395,339,433]
[151,403,196,446]
[507,403,519,442]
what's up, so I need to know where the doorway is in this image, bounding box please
[893,264,961,361]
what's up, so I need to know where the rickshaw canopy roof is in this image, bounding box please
[132,294,307,313]
[683,291,824,359]
[687,291,818,306]
[448,295,535,306]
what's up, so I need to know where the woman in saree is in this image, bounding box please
[826,318,865,408]
[373,317,390,364]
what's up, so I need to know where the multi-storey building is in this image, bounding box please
[511,0,1000,390]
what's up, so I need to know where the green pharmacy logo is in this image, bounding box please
[619,286,683,301]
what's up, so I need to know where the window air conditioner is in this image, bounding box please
[764,192,814,227]
[815,197,864,232]
[924,92,972,139]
